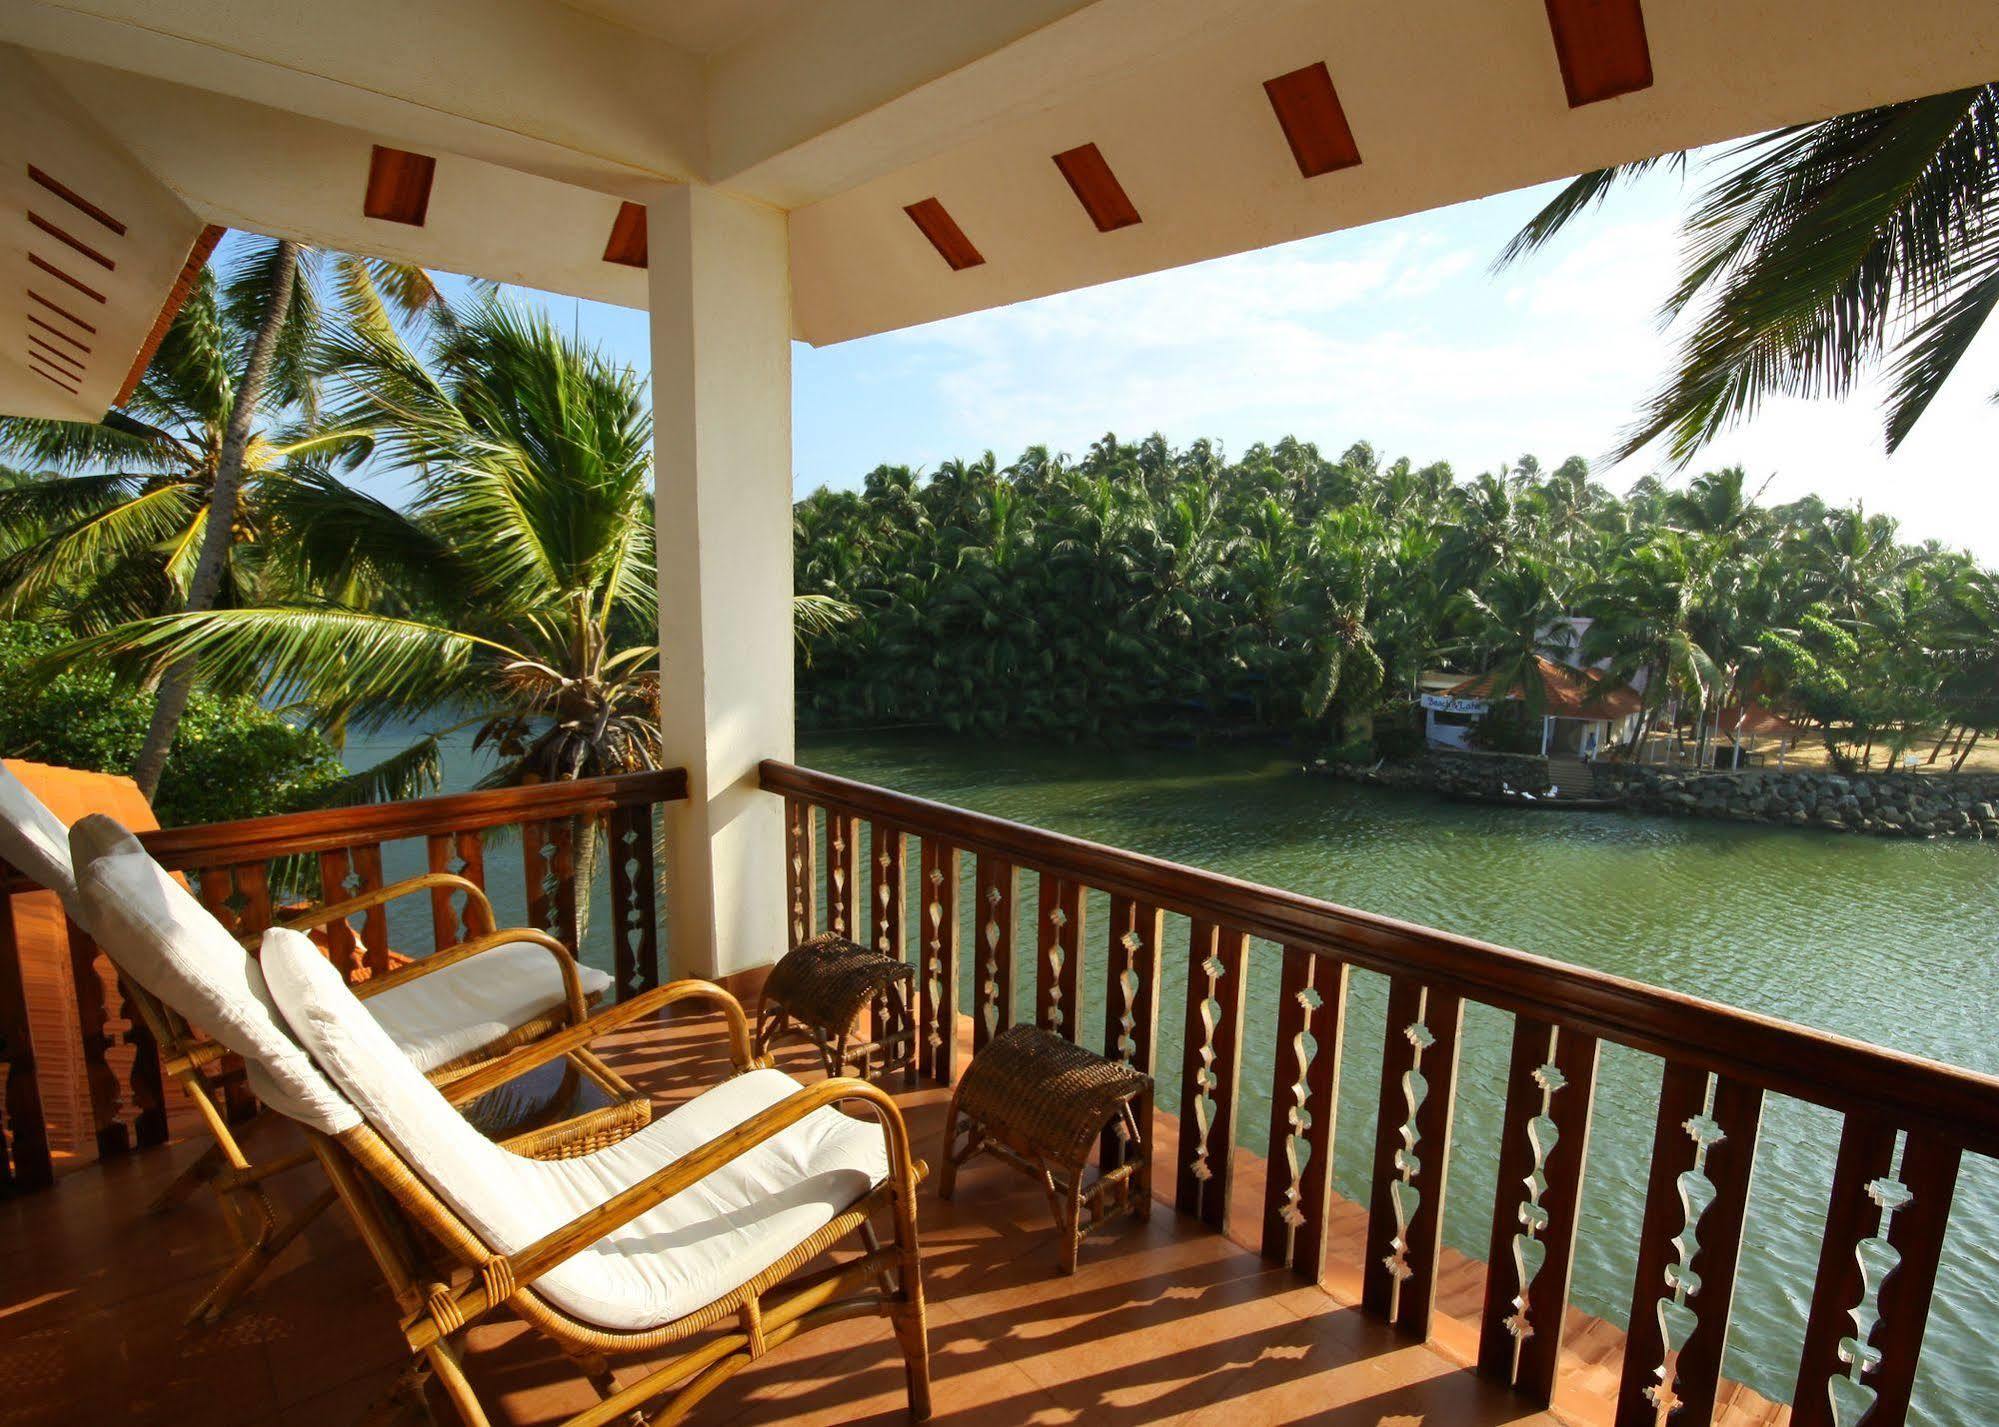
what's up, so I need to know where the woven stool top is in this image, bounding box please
[955,1024,1149,1167]
[762,932,914,1031]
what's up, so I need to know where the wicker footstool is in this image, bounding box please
[753,933,916,1080]
[938,1024,1152,1273]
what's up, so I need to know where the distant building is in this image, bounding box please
[1421,655,1643,756]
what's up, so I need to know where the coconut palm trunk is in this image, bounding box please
[132,240,301,799]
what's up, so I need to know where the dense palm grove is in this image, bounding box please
[793,436,1999,769]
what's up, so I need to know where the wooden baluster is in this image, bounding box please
[65,920,127,1157]
[823,810,857,942]
[118,972,169,1148]
[1791,1117,1961,1427]
[916,839,959,1085]
[1614,1063,1762,1427]
[1260,945,1349,1280]
[1362,975,1465,1337]
[972,855,1016,1052]
[784,798,817,948]
[234,863,274,940]
[350,844,389,974]
[316,849,358,977]
[197,867,238,934]
[425,834,462,950]
[0,888,53,1190]
[606,805,660,1001]
[1100,895,1164,1172]
[1176,922,1248,1230]
[1476,1016,1600,1403]
[1034,873,1084,1042]
[524,821,578,952]
[869,823,906,962]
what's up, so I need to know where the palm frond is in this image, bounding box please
[1494,152,1686,269]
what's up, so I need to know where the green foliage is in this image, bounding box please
[0,623,343,825]
[794,437,1999,768]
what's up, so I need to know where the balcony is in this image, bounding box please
[4,763,1993,1426]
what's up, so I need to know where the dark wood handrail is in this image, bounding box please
[761,759,1999,1157]
[128,768,687,868]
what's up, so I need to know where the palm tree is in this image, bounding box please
[1498,86,1999,461]
[0,238,441,795]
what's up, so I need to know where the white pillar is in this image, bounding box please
[1540,716,1552,755]
[648,185,794,982]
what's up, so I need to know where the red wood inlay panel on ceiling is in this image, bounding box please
[27,313,91,353]
[27,253,104,303]
[116,225,224,408]
[26,165,127,236]
[1544,0,1653,107]
[603,202,647,268]
[29,362,80,394]
[29,212,115,270]
[1263,62,1363,179]
[28,334,85,374]
[363,145,437,226]
[904,198,984,271]
[1052,143,1142,233]
[27,290,96,334]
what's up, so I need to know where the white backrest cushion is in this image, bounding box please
[70,812,146,869]
[76,849,358,1134]
[0,762,78,913]
[261,927,544,1246]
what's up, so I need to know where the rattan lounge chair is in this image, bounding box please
[0,767,632,1322]
[270,921,932,1426]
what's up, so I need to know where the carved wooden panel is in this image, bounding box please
[1362,976,1465,1337]
[1260,945,1348,1279]
[1175,922,1248,1230]
[869,823,906,964]
[1100,895,1164,1171]
[1477,1016,1600,1403]
[972,855,1016,1053]
[823,810,857,941]
[1615,1064,1763,1427]
[606,806,660,999]
[917,840,959,1084]
[0,891,52,1189]
[425,829,489,949]
[1034,873,1084,1041]
[784,797,817,948]
[522,820,578,954]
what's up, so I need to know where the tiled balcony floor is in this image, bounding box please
[1,1013,1601,1426]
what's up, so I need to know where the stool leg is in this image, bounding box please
[1128,1103,1153,1223]
[1061,1172,1084,1275]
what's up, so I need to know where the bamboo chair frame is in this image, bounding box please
[88,870,643,1325]
[308,980,933,1427]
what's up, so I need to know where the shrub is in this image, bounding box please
[0,623,345,826]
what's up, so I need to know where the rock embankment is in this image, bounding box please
[1595,765,1999,840]
[1310,750,1999,840]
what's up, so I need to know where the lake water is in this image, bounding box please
[353,724,1999,1421]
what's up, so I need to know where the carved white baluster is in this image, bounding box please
[981,884,1002,1039]
[1827,1159,1913,1427]
[1646,1077,1728,1420]
[1044,901,1068,1034]
[829,818,850,937]
[1274,970,1325,1261]
[1187,946,1229,1194]
[876,844,893,954]
[788,804,809,945]
[925,866,946,1057]
[1382,989,1437,1322]
[1503,1024,1567,1381]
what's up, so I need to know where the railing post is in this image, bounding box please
[65,921,128,1158]
[1100,895,1163,1172]
[1175,922,1248,1230]
[606,805,661,1000]
[1260,945,1347,1280]
[972,856,1015,1052]
[0,886,52,1191]
[1362,975,1464,1338]
[425,830,489,949]
[1476,1016,1599,1403]
[916,839,959,1085]
[1614,1063,1762,1427]
[1034,873,1084,1041]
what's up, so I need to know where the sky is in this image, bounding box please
[429,167,1999,560]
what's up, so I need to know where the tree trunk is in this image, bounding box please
[132,240,300,800]
[1952,728,1982,773]
[1928,722,1958,765]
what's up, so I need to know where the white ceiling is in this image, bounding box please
[550,0,800,56]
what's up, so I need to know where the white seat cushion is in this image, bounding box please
[368,944,614,1072]
[262,927,888,1332]
[77,851,360,1134]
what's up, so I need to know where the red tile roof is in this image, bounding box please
[1445,655,1643,720]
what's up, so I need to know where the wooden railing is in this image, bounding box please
[762,759,1999,1427]
[0,768,685,1193]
